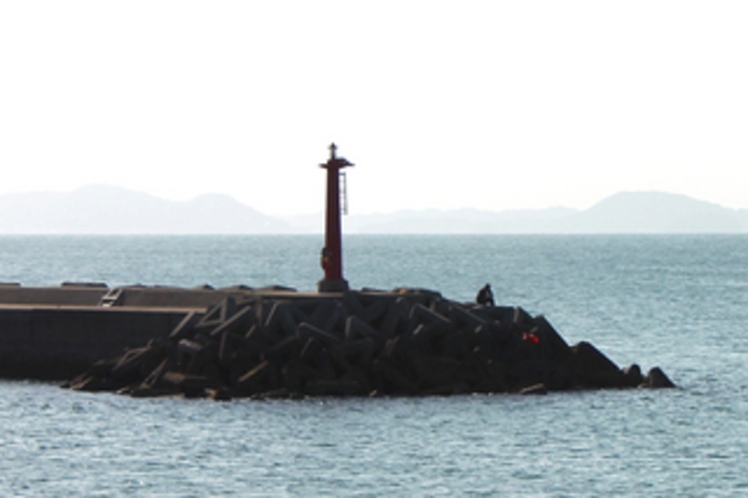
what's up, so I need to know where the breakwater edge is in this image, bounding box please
[64,286,674,399]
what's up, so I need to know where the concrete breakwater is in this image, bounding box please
[65,287,675,399]
[0,283,284,379]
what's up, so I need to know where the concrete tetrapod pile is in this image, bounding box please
[66,288,675,399]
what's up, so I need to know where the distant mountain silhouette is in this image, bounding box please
[0,185,291,234]
[0,186,746,234]
[330,191,748,234]
[551,191,747,233]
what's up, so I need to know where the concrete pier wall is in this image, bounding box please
[0,284,304,380]
[0,284,108,306]
[0,305,197,379]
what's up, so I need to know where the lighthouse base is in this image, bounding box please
[318,278,349,293]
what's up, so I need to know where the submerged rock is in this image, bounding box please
[66,288,675,399]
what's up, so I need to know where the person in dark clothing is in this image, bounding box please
[476,283,495,306]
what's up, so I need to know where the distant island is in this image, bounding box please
[0,185,746,234]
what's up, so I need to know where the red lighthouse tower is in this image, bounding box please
[318,143,353,292]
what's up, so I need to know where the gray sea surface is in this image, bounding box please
[1,234,747,496]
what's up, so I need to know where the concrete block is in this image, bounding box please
[381,336,411,366]
[449,304,487,329]
[571,341,621,374]
[177,338,204,356]
[243,325,272,356]
[345,315,383,342]
[112,344,164,382]
[438,326,470,361]
[250,387,291,400]
[329,337,376,370]
[420,381,470,396]
[262,335,301,363]
[308,301,337,328]
[343,291,366,317]
[641,367,676,388]
[236,360,272,393]
[413,355,461,387]
[162,371,213,390]
[383,365,419,394]
[519,383,548,395]
[193,297,238,334]
[409,303,451,327]
[570,341,628,388]
[360,296,392,325]
[297,321,341,345]
[621,364,644,387]
[508,359,552,390]
[409,322,449,353]
[168,311,202,341]
[209,305,255,338]
[218,331,239,365]
[299,337,336,381]
[263,302,298,339]
[281,359,315,393]
[512,307,533,327]
[140,357,172,389]
[530,315,571,363]
[305,379,365,396]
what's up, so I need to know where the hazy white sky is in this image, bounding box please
[1,1,747,215]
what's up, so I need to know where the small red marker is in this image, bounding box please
[522,332,540,344]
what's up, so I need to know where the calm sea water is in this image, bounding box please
[1,235,747,496]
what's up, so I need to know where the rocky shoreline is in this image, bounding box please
[65,288,675,399]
